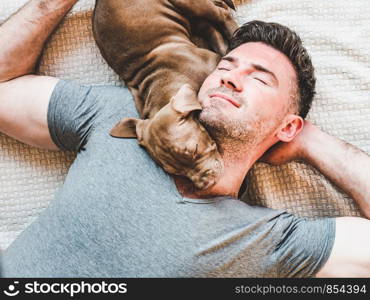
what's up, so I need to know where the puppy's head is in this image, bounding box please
[110,84,224,190]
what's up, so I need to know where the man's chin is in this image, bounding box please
[199,111,222,132]
[199,113,228,144]
[199,106,226,124]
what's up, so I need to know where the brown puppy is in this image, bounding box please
[93,0,238,189]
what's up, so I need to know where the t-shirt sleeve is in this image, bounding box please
[271,213,336,277]
[47,80,103,151]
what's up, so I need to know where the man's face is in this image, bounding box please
[198,42,297,148]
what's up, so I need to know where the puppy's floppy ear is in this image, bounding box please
[171,84,202,117]
[110,118,140,138]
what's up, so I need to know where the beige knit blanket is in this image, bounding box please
[0,0,368,251]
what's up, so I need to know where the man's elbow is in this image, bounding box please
[0,60,35,83]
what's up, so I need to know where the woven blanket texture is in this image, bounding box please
[0,0,369,251]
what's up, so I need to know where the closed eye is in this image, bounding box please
[217,67,230,71]
[254,77,268,85]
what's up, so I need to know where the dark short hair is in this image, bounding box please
[228,20,316,118]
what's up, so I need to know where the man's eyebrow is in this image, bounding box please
[221,56,238,64]
[221,56,279,85]
[252,63,278,84]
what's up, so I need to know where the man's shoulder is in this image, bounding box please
[53,79,137,119]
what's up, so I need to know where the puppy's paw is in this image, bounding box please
[190,158,224,190]
[193,170,217,190]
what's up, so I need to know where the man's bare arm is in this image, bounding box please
[261,121,370,277]
[261,121,370,218]
[0,0,78,82]
[316,216,370,277]
[0,0,77,150]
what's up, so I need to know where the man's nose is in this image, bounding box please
[220,71,242,92]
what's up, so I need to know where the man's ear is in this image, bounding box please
[171,84,202,116]
[110,118,140,138]
[276,114,304,142]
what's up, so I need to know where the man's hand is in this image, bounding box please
[260,120,315,165]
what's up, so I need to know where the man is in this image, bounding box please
[1,0,369,277]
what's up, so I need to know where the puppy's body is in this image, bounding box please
[94,0,236,118]
[93,0,238,189]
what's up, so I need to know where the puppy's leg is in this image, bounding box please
[190,18,228,55]
[170,0,238,41]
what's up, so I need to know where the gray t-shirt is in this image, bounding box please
[3,80,335,277]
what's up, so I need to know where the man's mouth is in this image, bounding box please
[209,93,240,108]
